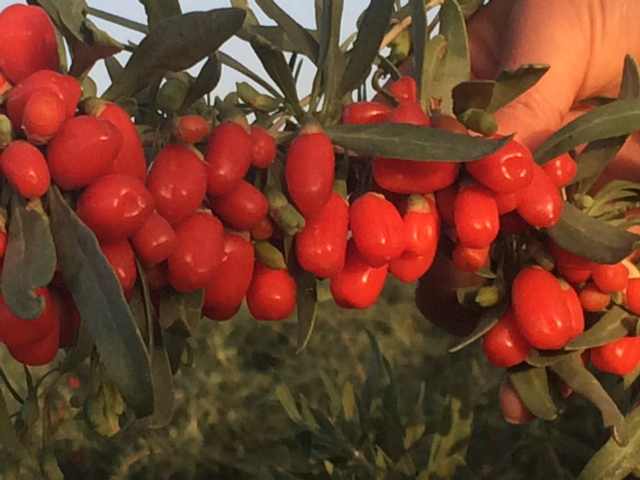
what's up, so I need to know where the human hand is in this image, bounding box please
[468,0,640,182]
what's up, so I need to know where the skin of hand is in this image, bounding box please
[468,0,640,182]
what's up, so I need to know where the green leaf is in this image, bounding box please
[342,382,357,421]
[428,0,470,114]
[411,0,427,100]
[340,0,394,96]
[0,388,23,457]
[147,323,174,428]
[453,65,549,115]
[104,56,124,82]
[566,307,636,350]
[218,52,282,99]
[325,124,510,161]
[534,98,640,164]
[158,289,204,338]
[47,187,153,417]
[526,349,576,368]
[254,0,319,62]
[546,203,640,264]
[251,39,303,118]
[295,268,319,354]
[1,195,56,320]
[276,384,302,423]
[579,406,640,480]
[421,34,448,108]
[448,303,507,353]
[60,322,94,373]
[509,367,558,421]
[138,0,181,28]
[317,0,345,122]
[182,54,222,110]
[104,9,245,100]
[551,352,626,444]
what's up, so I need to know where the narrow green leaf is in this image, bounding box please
[244,25,319,56]
[488,65,550,112]
[47,187,153,417]
[105,9,245,100]
[60,322,94,373]
[104,56,124,82]
[566,307,636,350]
[448,303,507,353]
[182,54,222,109]
[620,54,640,99]
[218,52,282,99]
[428,0,470,114]
[410,0,427,98]
[295,269,319,354]
[452,79,495,115]
[325,124,510,161]
[254,0,319,62]
[147,324,174,428]
[1,195,56,319]
[421,34,448,108]
[251,39,303,118]
[158,289,204,338]
[340,0,394,96]
[0,388,23,455]
[342,382,357,421]
[318,0,345,122]
[138,0,181,28]
[546,203,640,264]
[535,98,640,164]
[509,367,558,421]
[275,384,302,423]
[551,352,626,444]
[579,406,640,480]
[526,350,576,368]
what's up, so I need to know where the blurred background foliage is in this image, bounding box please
[0,279,611,479]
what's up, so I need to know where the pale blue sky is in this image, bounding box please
[0,1,374,97]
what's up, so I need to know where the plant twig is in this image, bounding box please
[0,367,23,404]
[86,7,149,34]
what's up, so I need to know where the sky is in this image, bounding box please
[0,0,377,97]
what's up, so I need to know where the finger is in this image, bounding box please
[499,379,534,425]
[493,0,591,150]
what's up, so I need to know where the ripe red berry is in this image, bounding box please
[482,310,530,368]
[250,125,277,168]
[512,266,573,350]
[8,322,60,366]
[516,164,564,228]
[147,144,207,225]
[296,191,349,278]
[350,192,405,267]
[591,337,640,376]
[100,240,137,296]
[390,253,433,283]
[21,89,66,144]
[592,262,629,293]
[206,120,253,196]
[452,245,490,272]
[168,212,224,292]
[495,190,520,215]
[548,241,593,284]
[174,114,210,144]
[402,194,440,259]
[373,103,458,194]
[0,288,58,347]
[56,288,81,348]
[212,179,269,231]
[466,139,534,193]
[47,116,123,190]
[251,216,274,241]
[7,70,80,128]
[559,280,585,340]
[579,284,611,312]
[330,241,389,309]
[627,278,640,315]
[285,127,335,217]
[454,184,499,249]
[131,211,177,267]
[0,5,58,83]
[77,174,154,242]
[388,76,418,103]
[203,233,255,321]
[144,262,169,291]
[246,262,296,321]
[542,153,577,188]
[342,101,392,125]
[1,140,50,198]
[87,101,147,181]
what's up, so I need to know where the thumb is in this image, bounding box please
[492,1,589,151]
